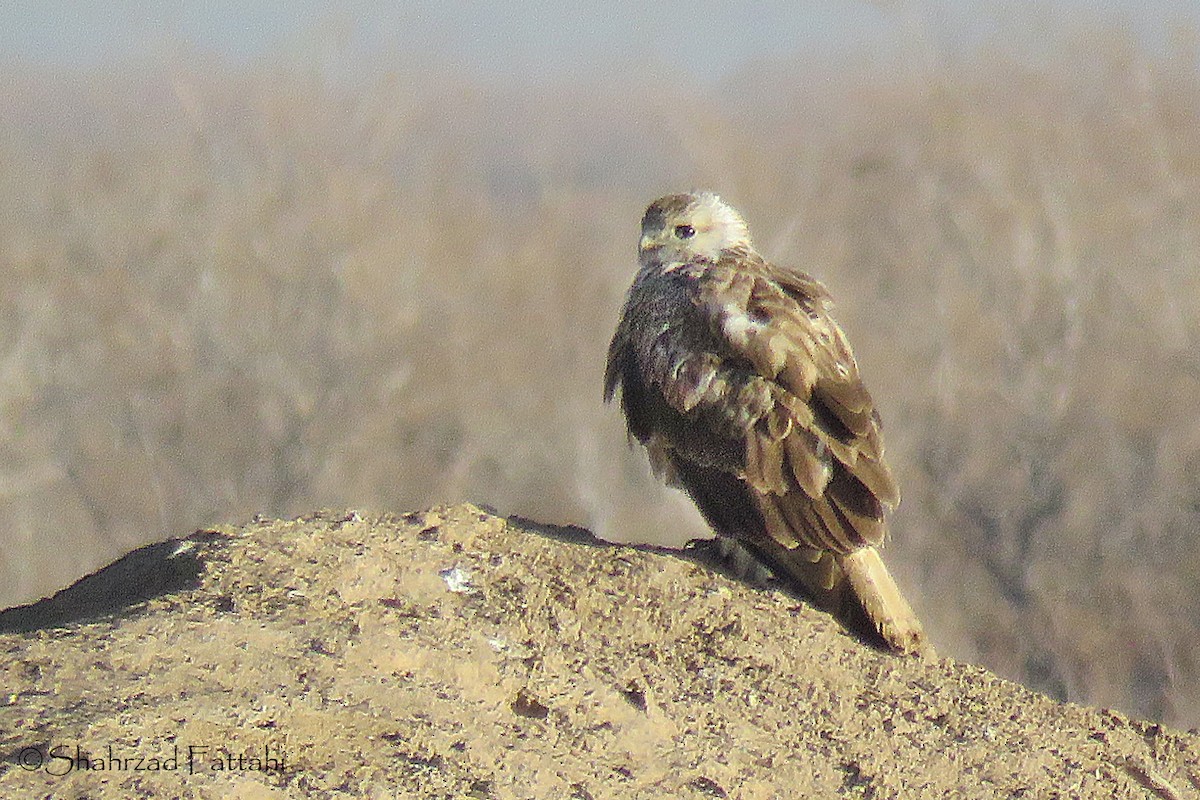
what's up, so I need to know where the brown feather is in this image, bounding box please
[783,426,832,498]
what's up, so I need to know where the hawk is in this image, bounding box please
[605,192,930,656]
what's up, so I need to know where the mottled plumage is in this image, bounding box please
[605,192,930,655]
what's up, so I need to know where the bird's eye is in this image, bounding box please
[674,224,695,239]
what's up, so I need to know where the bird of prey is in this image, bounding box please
[605,192,930,656]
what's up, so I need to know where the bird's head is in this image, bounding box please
[638,192,752,265]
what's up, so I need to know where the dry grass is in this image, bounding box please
[1,25,1198,727]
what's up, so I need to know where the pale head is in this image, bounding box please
[639,192,752,265]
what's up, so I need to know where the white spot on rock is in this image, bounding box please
[439,566,475,594]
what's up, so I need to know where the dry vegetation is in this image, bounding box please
[1,23,1199,728]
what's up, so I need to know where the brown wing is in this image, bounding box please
[686,252,898,558]
[606,251,898,555]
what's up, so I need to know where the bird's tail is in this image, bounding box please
[736,536,933,657]
[837,546,931,657]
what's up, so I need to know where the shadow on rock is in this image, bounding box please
[0,531,227,633]
[503,514,611,548]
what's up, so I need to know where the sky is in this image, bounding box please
[1,1,1196,83]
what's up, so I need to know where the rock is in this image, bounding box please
[1,504,1196,798]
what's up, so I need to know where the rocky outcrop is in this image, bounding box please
[1,505,1196,798]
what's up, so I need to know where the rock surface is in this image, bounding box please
[1,504,1197,799]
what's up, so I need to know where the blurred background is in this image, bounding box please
[2,1,1199,727]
